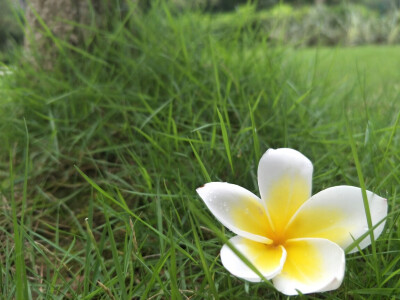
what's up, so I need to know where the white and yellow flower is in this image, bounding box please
[196,148,387,295]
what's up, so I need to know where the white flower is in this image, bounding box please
[196,148,387,295]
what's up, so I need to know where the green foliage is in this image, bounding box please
[0,2,400,299]
[207,3,400,46]
[0,0,23,60]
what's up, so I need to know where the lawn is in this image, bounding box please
[292,45,400,101]
[0,5,399,299]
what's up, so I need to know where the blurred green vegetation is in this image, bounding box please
[0,0,23,61]
[207,3,400,46]
[1,0,400,62]
[171,0,398,12]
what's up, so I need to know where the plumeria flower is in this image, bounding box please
[196,148,387,295]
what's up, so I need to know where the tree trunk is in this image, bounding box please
[24,0,97,70]
[315,0,326,5]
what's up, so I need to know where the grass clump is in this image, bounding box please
[0,2,399,299]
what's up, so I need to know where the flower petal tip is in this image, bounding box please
[196,184,205,190]
[196,182,215,193]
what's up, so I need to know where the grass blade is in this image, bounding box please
[217,108,234,173]
[346,114,380,283]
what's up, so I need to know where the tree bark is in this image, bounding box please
[24,0,96,70]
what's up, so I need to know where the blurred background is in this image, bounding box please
[1,0,400,62]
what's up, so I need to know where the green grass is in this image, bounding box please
[0,3,400,299]
[290,46,400,105]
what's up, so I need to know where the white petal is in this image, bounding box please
[285,186,388,253]
[220,235,286,282]
[272,238,345,295]
[318,258,345,292]
[197,182,274,243]
[257,148,313,234]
